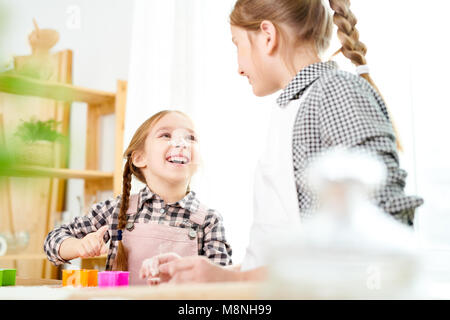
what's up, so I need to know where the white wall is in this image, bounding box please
[0,0,135,217]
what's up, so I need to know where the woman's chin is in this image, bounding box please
[252,85,274,97]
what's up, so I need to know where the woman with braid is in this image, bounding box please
[44,110,232,285]
[147,0,423,284]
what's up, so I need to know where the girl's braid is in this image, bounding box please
[118,156,133,230]
[329,0,367,66]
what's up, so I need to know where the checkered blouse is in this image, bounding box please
[278,61,424,226]
[44,187,232,270]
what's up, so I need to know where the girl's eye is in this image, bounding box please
[160,133,171,139]
[188,135,197,142]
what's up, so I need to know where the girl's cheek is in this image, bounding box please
[152,141,168,155]
[191,145,200,164]
[145,148,163,166]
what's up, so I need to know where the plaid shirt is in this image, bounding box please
[44,186,232,270]
[277,61,424,226]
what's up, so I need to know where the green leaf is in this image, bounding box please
[14,117,66,143]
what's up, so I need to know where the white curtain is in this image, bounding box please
[125,0,450,262]
[125,0,275,262]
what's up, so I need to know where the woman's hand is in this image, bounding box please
[139,252,182,285]
[157,256,241,284]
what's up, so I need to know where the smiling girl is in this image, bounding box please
[44,110,232,285]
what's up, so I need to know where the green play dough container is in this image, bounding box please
[0,269,16,286]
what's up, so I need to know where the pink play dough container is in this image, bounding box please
[116,271,130,286]
[98,271,116,287]
[98,271,130,287]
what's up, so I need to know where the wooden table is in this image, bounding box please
[15,276,62,286]
[68,282,264,300]
[2,277,265,300]
[7,276,450,300]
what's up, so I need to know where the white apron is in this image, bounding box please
[241,88,312,271]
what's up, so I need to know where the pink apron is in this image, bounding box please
[119,194,207,285]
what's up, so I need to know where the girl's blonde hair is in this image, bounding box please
[114,110,192,271]
[230,0,402,151]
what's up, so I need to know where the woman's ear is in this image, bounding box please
[259,20,278,54]
[131,150,147,169]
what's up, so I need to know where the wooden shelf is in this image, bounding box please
[0,49,127,280]
[0,73,116,104]
[3,165,114,182]
[0,253,47,260]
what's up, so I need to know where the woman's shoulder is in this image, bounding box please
[310,68,387,117]
[313,68,374,94]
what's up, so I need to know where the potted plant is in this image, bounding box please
[14,117,66,167]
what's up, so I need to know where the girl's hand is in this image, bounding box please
[158,256,240,284]
[75,225,109,258]
[139,252,181,285]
